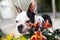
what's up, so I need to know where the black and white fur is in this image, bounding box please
[15,11,44,37]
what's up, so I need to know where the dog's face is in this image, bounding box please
[16,16,32,34]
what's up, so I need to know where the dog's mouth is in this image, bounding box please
[17,25,29,34]
[19,29,29,34]
[22,29,29,34]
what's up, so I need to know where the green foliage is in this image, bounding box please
[55,0,60,12]
[0,29,6,38]
[38,0,60,13]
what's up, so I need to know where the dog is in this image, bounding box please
[15,12,53,37]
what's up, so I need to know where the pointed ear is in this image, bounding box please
[31,0,35,6]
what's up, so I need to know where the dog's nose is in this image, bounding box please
[18,24,23,29]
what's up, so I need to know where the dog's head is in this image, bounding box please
[16,13,33,34]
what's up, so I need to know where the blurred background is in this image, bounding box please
[0,0,60,34]
[37,0,60,18]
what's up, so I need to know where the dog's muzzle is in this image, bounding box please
[17,24,23,33]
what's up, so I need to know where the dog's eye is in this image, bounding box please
[16,20,19,23]
[26,20,31,23]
